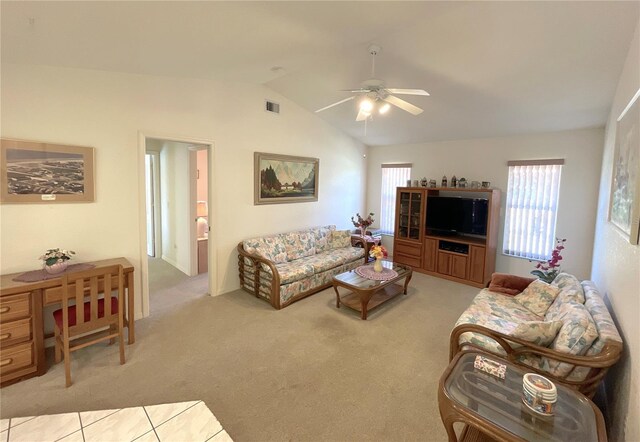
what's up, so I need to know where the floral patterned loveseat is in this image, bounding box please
[237,225,367,309]
[450,273,622,397]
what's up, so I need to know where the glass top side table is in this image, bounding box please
[438,351,607,442]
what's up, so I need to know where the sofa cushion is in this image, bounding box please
[311,226,335,253]
[545,273,586,321]
[553,272,585,301]
[274,261,315,284]
[455,313,562,353]
[243,235,287,263]
[464,289,542,322]
[298,247,365,273]
[514,279,560,316]
[582,280,622,350]
[543,301,599,377]
[330,230,352,249]
[511,320,563,347]
[284,231,316,261]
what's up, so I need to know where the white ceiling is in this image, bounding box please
[2,1,639,146]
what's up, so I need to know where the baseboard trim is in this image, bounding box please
[161,255,190,275]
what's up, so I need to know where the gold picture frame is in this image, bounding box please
[1,139,95,203]
[254,152,319,205]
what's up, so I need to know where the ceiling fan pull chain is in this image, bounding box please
[371,51,376,78]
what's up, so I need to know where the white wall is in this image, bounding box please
[591,19,640,442]
[367,127,604,279]
[158,142,191,275]
[0,63,367,319]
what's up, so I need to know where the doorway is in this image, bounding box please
[140,135,215,316]
[145,152,160,257]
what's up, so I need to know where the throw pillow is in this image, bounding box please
[284,231,316,261]
[488,273,536,296]
[514,279,561,317]
[330,230,352,249]
[312,227,332,253]
[544,301,599,377]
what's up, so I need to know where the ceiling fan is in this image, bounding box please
[315,44,429,122]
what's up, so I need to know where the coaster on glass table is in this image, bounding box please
[473,355,506,379]
[355,265,398,281]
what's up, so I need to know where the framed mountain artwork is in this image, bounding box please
[254,152,319,205]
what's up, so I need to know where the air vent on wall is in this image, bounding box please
[265,100,280,114]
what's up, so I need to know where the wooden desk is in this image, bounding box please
[0,257,135,386]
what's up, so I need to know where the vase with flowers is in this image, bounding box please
[369,245,388,273]
[530,238,566,283]
[40,248,75,275]
[351,212,375,238]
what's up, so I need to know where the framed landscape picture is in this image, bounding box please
[609,90,640,244]
[0,139,95,203]
[254,152,319,205]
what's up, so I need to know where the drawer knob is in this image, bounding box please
[0,333,10,340]
[0,307,9,314]
[0,358,12,367]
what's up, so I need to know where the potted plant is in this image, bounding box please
[531,238,566,283]
[40,248,75,274]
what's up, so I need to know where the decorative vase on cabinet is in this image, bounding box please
[44,261,69,274]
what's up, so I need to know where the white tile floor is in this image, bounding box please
[0,401,232,442]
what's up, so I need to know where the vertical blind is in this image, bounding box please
[380,164,411,234]
[503,160,564,260]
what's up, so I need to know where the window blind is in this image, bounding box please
[503,161,563,260]
[380,165,411,235]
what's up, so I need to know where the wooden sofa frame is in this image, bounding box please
[237,237,370,310]
[450,324,623,398]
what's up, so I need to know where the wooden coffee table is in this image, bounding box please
[332,261,412,320]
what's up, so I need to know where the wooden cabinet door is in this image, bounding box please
[451,255,468,279]
[437,252,451,275]
[469,245,486,283]
[424,238,437,272]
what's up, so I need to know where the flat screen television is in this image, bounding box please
[426,196,488,236]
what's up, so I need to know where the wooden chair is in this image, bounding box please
[53,264,126,387]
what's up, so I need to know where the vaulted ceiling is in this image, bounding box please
[2,1,638,145]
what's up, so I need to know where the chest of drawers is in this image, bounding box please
[0,290,45,386]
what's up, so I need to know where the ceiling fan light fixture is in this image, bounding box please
[359,98,374,112]
[379,103,391,114]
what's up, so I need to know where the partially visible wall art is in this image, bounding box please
[0,139,95,203]
[254,152,319,205]
[609,89,640,244]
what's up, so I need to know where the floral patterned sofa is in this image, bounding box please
[450,273,622,397]
[237,225,368,309]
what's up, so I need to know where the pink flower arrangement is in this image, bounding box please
[531,238,566,283]
[369,245,388,260]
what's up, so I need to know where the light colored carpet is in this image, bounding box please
[0,269,478,441]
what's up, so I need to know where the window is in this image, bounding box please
[380,164,412,234]
[503,159,564,260]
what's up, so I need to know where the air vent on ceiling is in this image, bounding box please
[265,100,280,114]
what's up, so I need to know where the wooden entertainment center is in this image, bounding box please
[393,187,501,288]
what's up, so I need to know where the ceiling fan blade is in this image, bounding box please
[383,95,423,115]
[356,109,370,121]
[315,96,355,113]
[385,88,430,96]
[341,89,370,93]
